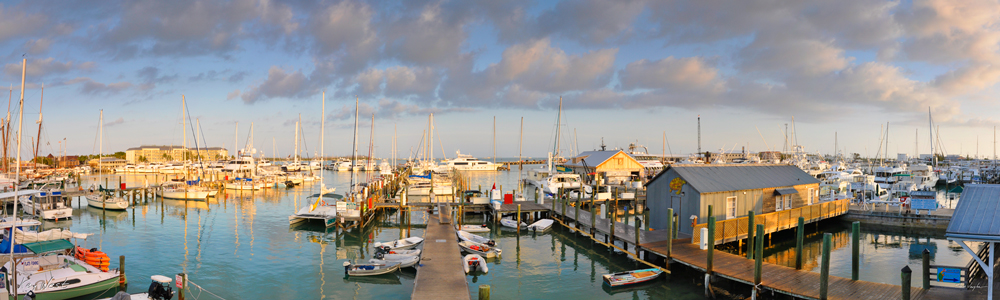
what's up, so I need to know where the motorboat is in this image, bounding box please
[602,268,663,287]
[527,219,554,232]
[458,241,501,258]
[343,261,400,276]
[2,242,122,300]
[19,187,72,220]
[458,224,490,233]
[435,151,501,171]
[375,237,424,250]
[456,230,495,246]
[499,218,526,230]
[374,246,421,258]
[463,254,488,274]
[370,255,419,269]
[97,275,174,300]
[288,191,341,227]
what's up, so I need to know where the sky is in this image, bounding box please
[2,0,1000,161]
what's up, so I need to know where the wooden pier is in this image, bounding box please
[411,210,470,300]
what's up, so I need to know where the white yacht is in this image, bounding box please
[19,186,72,220]
[435,151,500,171]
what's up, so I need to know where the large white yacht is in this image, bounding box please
[436,151,500,171]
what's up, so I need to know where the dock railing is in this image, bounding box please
[693,198,849,245]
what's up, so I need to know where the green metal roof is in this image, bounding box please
[23,239,75,254]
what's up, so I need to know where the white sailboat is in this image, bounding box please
[85,110,129,210]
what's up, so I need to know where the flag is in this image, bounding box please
[491,183,496,190]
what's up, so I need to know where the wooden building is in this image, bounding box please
[563,150,644,185]
[645,164,820,236]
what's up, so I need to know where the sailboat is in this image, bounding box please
[288,91,340,227]
[85,110,129,210]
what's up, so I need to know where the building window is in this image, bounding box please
[726,196,737,219]
[808,188,815,205]
[776,196,783,211]
[785,195,793,210]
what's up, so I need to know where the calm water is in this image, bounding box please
[52,169,712,299]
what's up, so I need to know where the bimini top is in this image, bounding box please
[648,164,819,194]
[946,184,1000,242]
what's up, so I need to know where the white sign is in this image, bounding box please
[175,275,183,289]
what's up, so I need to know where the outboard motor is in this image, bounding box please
[485,240,496,247]
[147,279,174,300]
[374,245,391,254]
[468,258,480,271]
[374,252,384,259]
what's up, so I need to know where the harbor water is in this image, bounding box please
[58,169,713,299]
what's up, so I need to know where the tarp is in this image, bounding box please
[14,228,91,244]
[22,239,74,254]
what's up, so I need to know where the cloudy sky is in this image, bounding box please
[2,0,1000,160]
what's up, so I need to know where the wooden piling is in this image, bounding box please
[922,249,930,289]
[609,200,616,245]
[575,191,580,229]
[178,273,186,300]
[707,216,715,275]
[479,285,490,300]
[820,233,831,300]
[634,216,640,256]
[665,208,673,263]
[517,204,521,233]
[852,221,860,280]
[796,216,804,270]
[753,224,764,292]
[119,255,125,290]
[747,210,755,260]
[901,266,912,300]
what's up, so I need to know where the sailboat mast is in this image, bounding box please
[233,122,238,159]
[320,91,325,192]
[554,96,562,158]
[929,108,935,166]
[518,116,523,189]
[182,95,186,161]
[11,58,25,260]
[493,116,496,165]
[33,84,43,166]
[295,114,300,162]
[351,96,359,190]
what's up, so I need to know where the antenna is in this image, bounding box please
[697,115,701,157]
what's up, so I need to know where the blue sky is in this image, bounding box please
[2,0,1000,160]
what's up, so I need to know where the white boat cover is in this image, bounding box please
[14,228,91,243]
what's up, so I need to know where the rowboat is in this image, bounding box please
[458,240,502,258]
[463,254,488,274]
[527,219,554,232]
[602,268,663,287]
[458,224,490,233]
[499,218,526,229]
[370,255,419,269]
[456,230,496,246]
[376,237,424,250]
[343,261,401,276]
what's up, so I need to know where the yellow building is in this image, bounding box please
[563,150,645,185]
[125,145,229,163]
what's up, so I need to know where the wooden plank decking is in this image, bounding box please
[641,239,948,300]
[411,213,469,300]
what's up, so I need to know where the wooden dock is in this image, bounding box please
[642,239,951,300]
[411,211,469,300]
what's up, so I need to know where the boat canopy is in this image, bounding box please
[23,239,74,254]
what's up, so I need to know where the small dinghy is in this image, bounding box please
[370,255,420,269]
[602,268,663,287]
[463,254,488,274]
[376,237,424,250]
[459,224,490,233]
[456,230,496,246]
[499,218,526,229]
[344,261,401,276]
[375,246,421,257]
[458,240,502,258]
[527,219,554,232]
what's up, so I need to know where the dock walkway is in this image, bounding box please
[642,239,951,300]
[411,212,469,300]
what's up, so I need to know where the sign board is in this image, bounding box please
[910,198,937,211]
[937,268,961,283]
[175,274,183,288]
[336,202,347,211]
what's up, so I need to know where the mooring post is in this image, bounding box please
[561,187,567,219]
[590,199,596,235]
[178,273,186,300]
[707,215,716,295]
[901,266,912,300]
[666,208,673,263]
[479,285,491,300]
[643,207,650,231]
[623,204,630,226]
[747,210,755,259]
[634,215,640,256]
[922,249,930,289]
[119,255,126,290]
[820,233,831,300]
[753,224,764,299]
[852,221,860,280]
[796,216,804,270]
[517,204,521,232]
[609,200,616,245]
[575,190,581,228]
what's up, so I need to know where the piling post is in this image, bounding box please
[609,200,616,245]
[901,266,912,300]
[852,221,860,280]
[634,216,640,256]
[643,207,650,231]
[561,187,567,219]
[178,273,186,300]
[623,204,630,226]
[820,233,832,300]
[753,224,764,298]
[575,191,581,228]
[747,210,755,259]
[707,216,715,275]
[796,216,804,270]
[119,255,125,290]
[517,204,521,232]
[922,249,930,289]
[478,285,490,300]
[665,208,673,262]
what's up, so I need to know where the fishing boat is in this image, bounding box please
[343,261,400,276]
[463,254,488,274]
[527,219,554,232]
[19,186,72,221]
[458,224,490,233]
[499,218,526,230]
[370,255,419,269]
[456,230,495,246]
[2,241,123,300]
[458,240,502,258]
[602,268,663,287]
[375,237,424,250]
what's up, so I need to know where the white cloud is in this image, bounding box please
[619,57,723,92]
[241,66,308,104]
[2,58,96,79]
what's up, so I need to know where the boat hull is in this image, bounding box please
[85,195,129,210]
[602,268,663,287]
